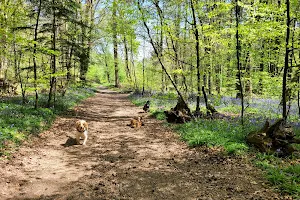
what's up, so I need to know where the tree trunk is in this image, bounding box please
[258,42,264,95]
[15,47,25,102]
[183,5,189,94]
[67,46,73,82]
[142,39,145,95]
[112,0,119,87]
[202,86,209,115]
[79,31,88,82]
[191,0,201,115]
[130,37,138,89]
[48,0,57,108]
[298,76,300,117]
[235,0,244,125]
[153,0,165,93]
[33,0,42,109]
[245,50,252,97]
[101,45,110,83]
[282,0,290,121]
[123,36,131,81]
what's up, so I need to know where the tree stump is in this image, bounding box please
[164,98,191,123]
[246,119,300,156]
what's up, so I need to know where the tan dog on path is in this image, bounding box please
[128,117,144,128]
[75,120,88,145]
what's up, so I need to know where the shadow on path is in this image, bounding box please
[0,87,283,200]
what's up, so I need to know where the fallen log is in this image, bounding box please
[246,119,300,156]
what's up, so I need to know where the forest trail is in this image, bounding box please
[0,87,284,200]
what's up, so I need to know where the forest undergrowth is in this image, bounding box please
[0,83,98,157]
[129,91,300,198]
[1,84,299,197]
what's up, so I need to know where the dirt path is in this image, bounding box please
[0,87,285,200]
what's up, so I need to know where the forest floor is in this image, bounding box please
[0,86,289,200]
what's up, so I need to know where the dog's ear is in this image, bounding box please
[83,121,88,129]
[75,120,80,127]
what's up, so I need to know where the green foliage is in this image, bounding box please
[86,64,102,83]
[130,91,300,197]
[218,105,241,114]
[0,103,54,133]
[175,120,249,155]
[254,154,300,197]
[129,93,176,114]
[151,111,166,120]
[152,92,178,100]
[0,102,55,156]
[1,0,300,195]
[0,84,97,156]
[51,85,96,114]
[130,97,147,107]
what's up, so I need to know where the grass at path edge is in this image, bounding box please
[0,84,98,157]
[128,92,300,198]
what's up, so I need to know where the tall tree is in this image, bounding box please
[112,0,120,87]
[47,0,57,107]
[33,0,42,109]
[282,0,291,120]
[235,0,244,124]
[138,0,193,117]
[190,0,201,116]
[153,0,166,92]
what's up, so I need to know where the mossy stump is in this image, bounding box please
[164,98,191,124]
[246,119,300,156]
